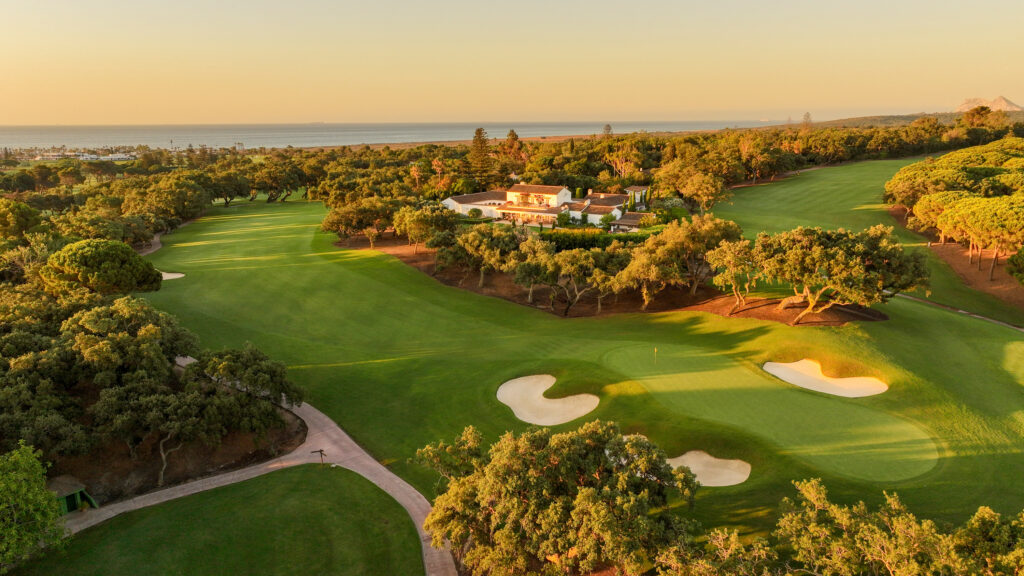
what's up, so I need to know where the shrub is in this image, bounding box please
[40,238,162,294]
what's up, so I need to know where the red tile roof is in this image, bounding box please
[614,212,646,225]
[586,194,628,207]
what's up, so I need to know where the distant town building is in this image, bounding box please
[33,152,136,162]
[78,153,136,161]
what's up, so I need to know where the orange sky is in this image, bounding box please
[2,0,1022,125]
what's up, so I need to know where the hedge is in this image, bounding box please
[539,228,650,251]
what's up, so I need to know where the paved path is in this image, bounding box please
[136,231,167,257]
[895,293,1024,334]
[64,381,457,575]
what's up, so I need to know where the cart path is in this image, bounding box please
[121,225,454,573]
[136,232,165,257]
[63,400,458,576]
[895,293,1024,334]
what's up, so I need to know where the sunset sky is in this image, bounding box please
[2,0,1022,125]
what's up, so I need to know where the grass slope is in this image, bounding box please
[715,159,1024,325]
[135,186,1023,538]
[16,466,423,576]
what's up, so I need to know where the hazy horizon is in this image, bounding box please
[0,110,967,129]
[2,0,1022,126]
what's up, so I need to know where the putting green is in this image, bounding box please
[603,343,937,482]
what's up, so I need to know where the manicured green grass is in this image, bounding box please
[602,342,937,482]
[16,466,423,576]
[133,190,1023,539]
[715,159,1024,326]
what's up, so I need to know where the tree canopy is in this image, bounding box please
[39,239,162,295]
[419,421,698,576]
[753,225,929,324]
[0,443,65,573]
[0,199,42,241]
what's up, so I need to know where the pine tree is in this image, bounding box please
[467,127,493,190]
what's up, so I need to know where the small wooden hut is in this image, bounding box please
[47,475,98,514]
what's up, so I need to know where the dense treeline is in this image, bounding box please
[308,107,1016,258]
[0,156,314,576]
[361,202,926,322]
[0,148,308,569]
[419,421,1024,576]
[886,137,1024,283]
[4,107,1017,238]
[0,206,304,481]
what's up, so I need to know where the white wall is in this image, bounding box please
[443,197,500,218]
[441,198,461,213]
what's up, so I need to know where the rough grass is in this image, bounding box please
[15,466,423,576]
[130,189,1024,540]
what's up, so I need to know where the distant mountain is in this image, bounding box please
[955,96,1023,112]
[774,109,1024,130]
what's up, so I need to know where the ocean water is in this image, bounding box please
[0,121,769,150]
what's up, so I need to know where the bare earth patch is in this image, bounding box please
[930,242,1024,310]
[347,236,884,326]
[762,359,888,397]
[50,408,306,503]
[887,206,1024,311]
[51,352,306,503]
[667,450,751,487]
[496,375,599,426]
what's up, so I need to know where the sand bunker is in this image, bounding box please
[667,450,751,486]
[763,359,888,397]
[161,272,185,280]
[496,375,599,426]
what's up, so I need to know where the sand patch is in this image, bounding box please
[161,271,185,280]
[763,359,888,397]
[496,375,599,426]
[667,450,751,486]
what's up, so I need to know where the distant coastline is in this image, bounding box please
[0,121,771,150]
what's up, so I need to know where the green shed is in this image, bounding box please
[47,475,98,514]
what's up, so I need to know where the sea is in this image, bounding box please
[0,121,771,150]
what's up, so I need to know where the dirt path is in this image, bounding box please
[63,401,458,576]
